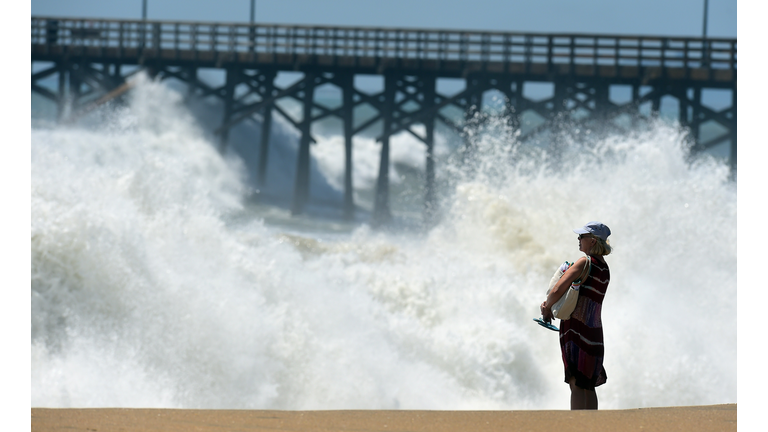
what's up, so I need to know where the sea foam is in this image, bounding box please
[31,75,736,410]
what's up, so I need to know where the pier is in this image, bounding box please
[31,16,737,223]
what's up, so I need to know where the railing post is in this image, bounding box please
[139,19,146,50]
[395,29,401,60]
[152,22,161,52]
[227,25,233,55]
[46,19,59,45]
[730,40,736,70]
[593,36,597,68]
[524,35,531,66]
[702,38,709,68]
[174,23,180,60]
[438,32,446,63]
[547,35,553,73]
[291,26,298,64]
[249,23,256,54]
[212,24,218,54]
[118,21,125,57]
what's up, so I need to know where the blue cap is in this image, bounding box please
[573,221,611,241]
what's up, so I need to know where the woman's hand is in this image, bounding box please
[540,301,553,322]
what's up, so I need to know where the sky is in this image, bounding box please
[30,0,736,38]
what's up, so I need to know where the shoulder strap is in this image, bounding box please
[574,256,592,284]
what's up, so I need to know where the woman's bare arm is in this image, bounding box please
[541,256,588,320]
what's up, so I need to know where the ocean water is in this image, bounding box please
[31,74,736,410]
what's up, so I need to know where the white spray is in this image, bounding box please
[31,75,736,409]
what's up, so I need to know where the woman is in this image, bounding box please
[540,221,612,410]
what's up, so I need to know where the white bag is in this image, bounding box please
[547,257,591,320]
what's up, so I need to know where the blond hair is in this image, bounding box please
[589,236,612,256]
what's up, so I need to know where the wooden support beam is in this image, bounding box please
[373,73,395,225]
[461,79,483,152]
[500,77,520,131]
[292,73,316,215]
[216,76,307,134]
[374,80,483,143]
[342,72,355,220]
[631,84,640,128]
[65,78,137,123]
[423,75,437,224]
[257,71,276,188]
[219,67,238,153]
[352,114,383,136]
[186,67,197,98]
[730,86,736,173]
[32,65,59,82]
[68,63,82,112]
[352,90,386,112]
[594,83,610,121]
[691,87,701,141]
[651,85,662,116]
[31,83,58,103]
[269,103,317,144]
[57,61,67,122]
[694,103,735,131]
[436,113,465,137]
[695,132,730,151]
[548,81,569,151]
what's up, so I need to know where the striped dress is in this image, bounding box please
[559,255,609,390]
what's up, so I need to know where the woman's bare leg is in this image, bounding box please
[569,378,598,410]
[569,378,586,410]
[586,389,598,410]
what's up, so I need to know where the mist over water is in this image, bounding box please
[31,75,736,410]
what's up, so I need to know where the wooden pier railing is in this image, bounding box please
[32,16,736,80]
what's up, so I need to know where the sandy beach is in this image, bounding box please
[31,404,736,432]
